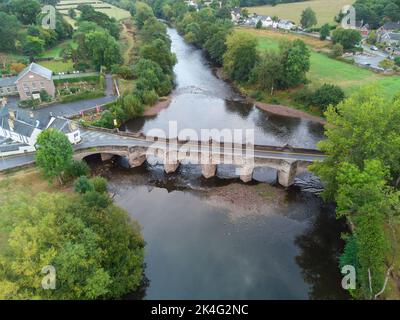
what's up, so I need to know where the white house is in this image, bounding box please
[278,19,296,30]
[0,109,81,148]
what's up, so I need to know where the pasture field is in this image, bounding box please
[237,28,400,98]
[245,0,354,26]
[56,0,131,21]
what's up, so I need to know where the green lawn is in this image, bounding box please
[38,59,75,73]
[39,40,77,59]
[239,28,400,98]
[245,0,354,26]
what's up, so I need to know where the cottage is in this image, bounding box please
[0,76,18,97]
[277,19,296,30]
[356,21,370,37]
[15,63,55,101]
[379,32,400,47]
[0,109,81,146]
[378,22,400,33]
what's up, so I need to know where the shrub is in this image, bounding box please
[91,176,108,194]
[395,56,400,67]
[39,90,52,102]
[74,176,94,194]
[312,84,345,111]
[66,160,90,179]
[332,43,344,57]
[141,89,158,105]
[292,87,314,106]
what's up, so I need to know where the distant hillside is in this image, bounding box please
[244,0,355,26]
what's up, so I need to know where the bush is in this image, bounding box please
[141,89,158,105]
[332,43,344,57]
[292,87,314,106]
[91,176,108,194]
[74,176,94,194]
[111,65,135,79]
[66,160,90,179]
[39,90,52,102]
[395,56,400,67]
[312,84,345,111]
[18,98,40,108]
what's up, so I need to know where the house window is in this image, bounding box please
[23,83,29,92]
[32,82,37,90]
[40,81,45,89]
[7,87,11,93]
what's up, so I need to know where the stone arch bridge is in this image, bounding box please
[74,128,325,187]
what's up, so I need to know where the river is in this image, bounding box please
[95,28,348,299]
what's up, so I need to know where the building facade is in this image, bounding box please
[0,63,55,101]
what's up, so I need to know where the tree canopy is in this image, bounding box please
[35,129,73,184]
[0,191,144,299]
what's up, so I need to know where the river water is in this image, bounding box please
[98,28,348,299]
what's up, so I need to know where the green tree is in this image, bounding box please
[319,23,330,40]
[82,30,122,69]
[279,39,310,88]
[0,13,21,52]
[68,8,76,19]
[139,38,176,73]
[311,87,400,201]
[9,0,41,25]
[223,32,258,82]
[74,176,94,194]
[332,28,362,50]
[367,30,377,45]
[135,1,154,29]
[35,129,73,184]
[311,84,345,111]
[0,191,144,299]
[336,160,395,298]
[300,7,317,29]
[256,19,262,29]
[23,36,45,57]
[250,50,283,95]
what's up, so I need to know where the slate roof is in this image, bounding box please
[15,63,53,83]
[0,113,36,137]
[47,117,78,134]
[0,76,18,88]
[382,22,400,31]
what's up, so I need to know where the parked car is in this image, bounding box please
[370,46,379,51]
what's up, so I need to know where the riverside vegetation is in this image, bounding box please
[0,129,145,299]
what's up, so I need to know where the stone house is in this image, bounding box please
[0,63,55,100]
[14,63,55,101]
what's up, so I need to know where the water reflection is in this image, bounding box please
[92,160,348,300]
[125,28,324,148]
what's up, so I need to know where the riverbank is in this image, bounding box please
[143,97,172,116]
[214,67,326,124]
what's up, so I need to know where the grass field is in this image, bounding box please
[39,39,77,59]
[237,28,400,98]
[245,0,354,26]
[56,0,131,21]
[38,59,75,72]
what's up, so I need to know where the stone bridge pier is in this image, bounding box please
[73,144,314,188]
